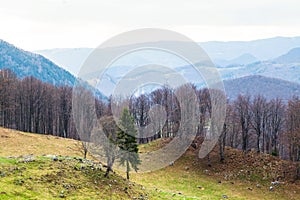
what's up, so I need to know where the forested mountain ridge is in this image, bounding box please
[0,39,75,86]
[224,75,300,101]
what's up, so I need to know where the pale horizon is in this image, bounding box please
[1,0,300,51]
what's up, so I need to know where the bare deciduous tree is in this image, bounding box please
[234,95,252,152]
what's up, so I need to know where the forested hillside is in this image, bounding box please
[0,69,104,139]
[1,69,300,163]
[0,40,75,86]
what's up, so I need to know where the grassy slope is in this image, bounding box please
[132,153,300,200]
[0,128,150,199]
[0,128,82,157]
[133,138,300,200]
[0,156,148,200]
[0,127,300,199]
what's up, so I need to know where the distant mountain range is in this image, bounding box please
[215,53,258,67]
[35,36,300,100]
[218,47,300,84]
[200,36,300,61]
[0,40,75,86]
[36,36,300,75]
[274,47,300,64]
[2,37,300,101]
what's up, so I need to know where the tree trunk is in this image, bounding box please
[207,153,212,167]
[105,166,111,178]
[126,160,130,180]
[219,143,224,163]
[257,133,261,153]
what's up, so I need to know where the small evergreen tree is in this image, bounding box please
[117,108,140,180]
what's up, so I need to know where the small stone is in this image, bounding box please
[222,194,228,199]
[80,165,85,170]
[0,172,6,177]
[197,185,205,190]
[271,181,280,185]
[59,190,65,198]
[53,156,58,162]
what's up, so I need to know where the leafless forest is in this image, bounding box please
[1,68,300,162]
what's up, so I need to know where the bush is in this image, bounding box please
[271,151,278,157]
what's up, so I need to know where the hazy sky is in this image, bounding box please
[0,0,300,51]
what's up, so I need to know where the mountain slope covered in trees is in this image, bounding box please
[0,39,75,86]
[223,75,300,101]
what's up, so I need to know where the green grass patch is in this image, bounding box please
[0,156,152,199]
[0,157,17,164]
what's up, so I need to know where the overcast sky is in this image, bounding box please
[0,0,300,51]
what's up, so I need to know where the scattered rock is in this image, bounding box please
[197,185,205,190]
[184,166,189,171]
[13,178,24,185]
[6,156,17,159]
[18,155,35,163]
[59,190,65,198]
[269,186,274,191]
[169,161,174,166]
[256,184,261,188]
[0,171,6,177]
[271,181,280,185]
[53,156,58,162]
[247,187,253,191]
[80,164,85,170]
[222,194,228,199]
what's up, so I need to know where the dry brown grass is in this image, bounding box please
[0,127,82,157]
